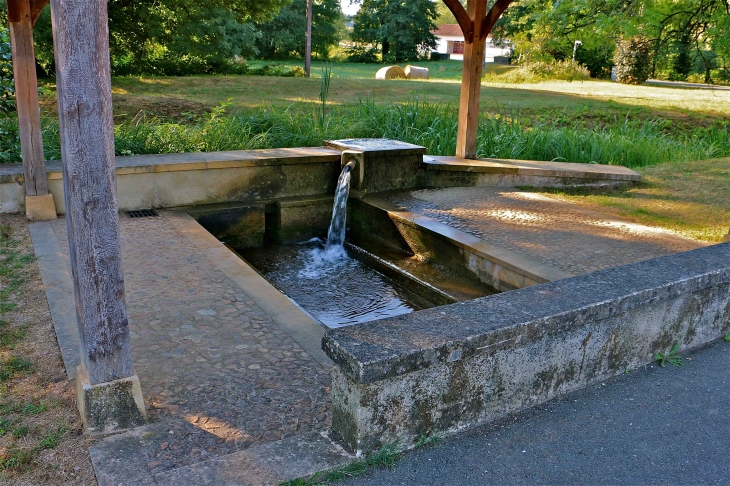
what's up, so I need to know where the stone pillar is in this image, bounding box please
[50,0,145,434]
[6,0,56,220]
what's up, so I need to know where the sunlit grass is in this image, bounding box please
[530,158,730,243]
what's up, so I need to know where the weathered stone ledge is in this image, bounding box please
[323,242,730,384]
[0,147,342,184]
[324,242,730,453]
[0,148,343,214]
[423,155,641,181]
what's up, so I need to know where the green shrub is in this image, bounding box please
[0,27,15,114]
[483,60,591,83]
[346,46,380,63]
[0,117,21,163]
[613,36,653,84]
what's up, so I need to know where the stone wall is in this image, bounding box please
[322,243,730,455]
[0,148,342,213]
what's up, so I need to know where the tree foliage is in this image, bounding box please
[494,0,730,82]
[0,26,14,113]
[352,0,438,62]
[256,0,344,59]
[7,0,291,75]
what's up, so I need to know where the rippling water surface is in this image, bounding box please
[240,239,431,328]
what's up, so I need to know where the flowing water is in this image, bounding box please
[238,164,434,328]
[325,164,352,251]
[241,240,432,328]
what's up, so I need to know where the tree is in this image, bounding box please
[492,0,730,81]
[256,0,344,59]
[7,0,291,75]
[352,0,438,63]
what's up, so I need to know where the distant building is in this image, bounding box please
[431,24,512,63]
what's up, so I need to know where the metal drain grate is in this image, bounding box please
[126,209,159,218]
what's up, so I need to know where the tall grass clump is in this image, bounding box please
[4,100,729,169]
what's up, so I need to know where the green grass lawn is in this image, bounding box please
[27,63,730,240]
[76,62,730,134]
[532,157,730,243]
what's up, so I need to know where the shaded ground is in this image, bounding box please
[0,214,95,485]
[343,337,730,485]
[48,214,331,477]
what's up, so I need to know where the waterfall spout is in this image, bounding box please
[325,163,354,251]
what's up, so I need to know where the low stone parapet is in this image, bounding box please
[0,147,342,214]
[322,242,730,455]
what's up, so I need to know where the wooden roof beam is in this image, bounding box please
[441,0,474,43]
[481,0,513,41]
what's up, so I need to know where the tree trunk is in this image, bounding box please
[50,0,133,385]
[305,0,312,77]
[456,0,487,159]
[7,0,48,197]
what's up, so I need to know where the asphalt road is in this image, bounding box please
[343,338,730,486]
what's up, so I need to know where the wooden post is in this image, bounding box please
[305,0,313,78]
[7,0,56,219]
[443,0,513,159]
[49,0,145,434]
[455,0,487,159]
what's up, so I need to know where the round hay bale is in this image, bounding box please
[404,65,429,79]
[375,65,406,80]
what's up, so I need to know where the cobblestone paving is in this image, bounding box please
[50,215,331,475]
[384,187,704,275]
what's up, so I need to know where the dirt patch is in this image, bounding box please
[40,94,210,122]
[0,215,96,486]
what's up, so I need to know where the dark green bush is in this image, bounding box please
[613,36,652,84]
[0,27,15,114]
[346,46,380,63]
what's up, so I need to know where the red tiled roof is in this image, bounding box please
[432,24,463,37]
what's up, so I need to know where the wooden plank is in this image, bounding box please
[8,0,48,197]
[30,0,48,25]
[50,0,133,385]
[455,0,488,159]
[441,0,474,43]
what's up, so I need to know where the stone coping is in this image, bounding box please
[423,155,641,181]
[324,138,426,157]
[363,195,572,284]
[322,242,730,384]
[0,147,342,184]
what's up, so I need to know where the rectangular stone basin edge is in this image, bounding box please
[362,195,571,284]
[322,242,730,384]
[423,155,642,181]
[0,147,343,183]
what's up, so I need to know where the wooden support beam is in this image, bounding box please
[7,0,48,197]
[50,0,145,433]
[455,0,488,159]
[49,0,133,386]
[442,0,474,43]
[29,0,49,26]
[481,0,513,41]
[451,0,514,159]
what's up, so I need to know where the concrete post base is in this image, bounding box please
[76,365,147,435]
[25,194,57,220]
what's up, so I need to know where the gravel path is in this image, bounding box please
[50,214,331,476]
